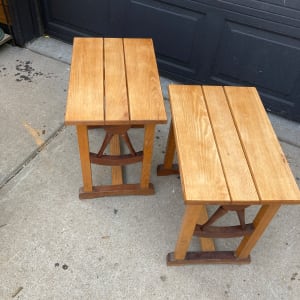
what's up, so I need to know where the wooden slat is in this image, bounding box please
[202,86,259,203]
[65,38,104,125]
[169,85,230,203]
[104,38,129,124]
[225,86,300,203]
[123,38,167,124]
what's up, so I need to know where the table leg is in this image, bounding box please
[79,124,155,199]
[140,124,155,190]
[167,205,203,265]
[174,205,203,259]
[197,205,215,251]
[77,125,93,194]
[167,204,251,265]
[235,204,281,259]
[157,120,179,176]
[110,134,123,185]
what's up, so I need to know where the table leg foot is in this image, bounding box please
[157,164,179,176]
[79,183,155,199]
[167,251,251,266]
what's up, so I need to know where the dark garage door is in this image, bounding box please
[40,0,300,122]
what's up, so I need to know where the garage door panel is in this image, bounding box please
[125,0,205,74]
[41,0,110,39]
[213,21,300,97]
[39,0,300,121]
[260,0,300,10]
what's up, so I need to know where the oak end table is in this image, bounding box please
[65,37,167,199]
[158,85,300,265]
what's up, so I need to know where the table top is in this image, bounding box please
[65,37,167,126]
[169,85,300,205]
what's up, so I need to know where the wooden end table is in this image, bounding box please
[158,85,300,265]
[65,37,167,199]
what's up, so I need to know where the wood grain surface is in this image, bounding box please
[202,86,259,203]
[124,38,166,124]
[169,85,230,203]
[225,86,300,202]
[65,38,166,125]
[169,84,300,204]
[104,38,129,124]
[65,38,104,125]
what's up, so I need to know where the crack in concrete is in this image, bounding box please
[0,125,66,190]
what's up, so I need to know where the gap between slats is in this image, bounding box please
[122,38,131,123]
[102,38,106,123]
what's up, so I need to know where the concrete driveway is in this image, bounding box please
[0,38,300,300]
